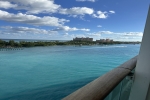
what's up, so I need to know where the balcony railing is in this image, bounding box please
[62,56,138,100]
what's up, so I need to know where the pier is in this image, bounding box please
[0,47,23,51]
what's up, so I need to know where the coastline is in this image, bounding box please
[0,39,141,48]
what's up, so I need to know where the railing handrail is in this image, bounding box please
[62,56,138,100]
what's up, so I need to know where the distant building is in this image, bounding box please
[96,39,113,42]
[73,37,93,42]
[96,39,105,42]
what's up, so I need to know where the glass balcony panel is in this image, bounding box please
[104,70,134,100]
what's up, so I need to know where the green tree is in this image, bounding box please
[9,40,15,47]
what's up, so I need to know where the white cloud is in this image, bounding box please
[0,25,90,35]
[96,31,142,36]
[113,36,142,41]
[86,31,143,41]
[0,1,17,9]
[92,10,115,19]
[86,33,101,36]
[59,7,94,16]
[123,32,143,37]
[86,31,113,36]
[1,26,57,35]
[52,26,90,32]
[97,25,102,27]
[92,11,108,19]
[76,0,96,2]
[109,11,115,14]
[110,31,143,41]
[0,0,95,16]
[98,31,113,34]
[0,10,69,27]
[0,0,115,19]
[0,26,59,39]
[0,0,60,14]
[0,26,143,41]
[0,26,90,40]
[1,0,94,16]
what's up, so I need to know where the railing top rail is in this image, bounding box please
[62,56,138,100]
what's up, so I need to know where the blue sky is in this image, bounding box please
[0,0,149,41]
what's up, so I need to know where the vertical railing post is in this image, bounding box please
[118,81,123,100]
[129,6,150,100]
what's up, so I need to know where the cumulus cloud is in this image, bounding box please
[0,0,60,14]
[0,10,69,27]
[92,11,108,19]
[76,0,96,2]
[0,0,95,16]
[1,26,90,36]
[59,7,94,16]
[1,26,56,35]
[0,1,17,9]
[0,26,90,40]
[52,26,90,32]
[92,10,115,19]
[0,26,143,41]
[0,26,59,39]
[1,26,48,34]
[0,0,115,19]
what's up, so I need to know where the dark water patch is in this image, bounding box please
[1,77,97,100]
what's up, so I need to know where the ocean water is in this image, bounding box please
[0,44,140,100]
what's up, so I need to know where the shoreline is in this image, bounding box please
[0,39,141,48]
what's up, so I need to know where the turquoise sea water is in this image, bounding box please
[0,44,140,100]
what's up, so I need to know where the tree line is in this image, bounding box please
[0,40,140,48]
